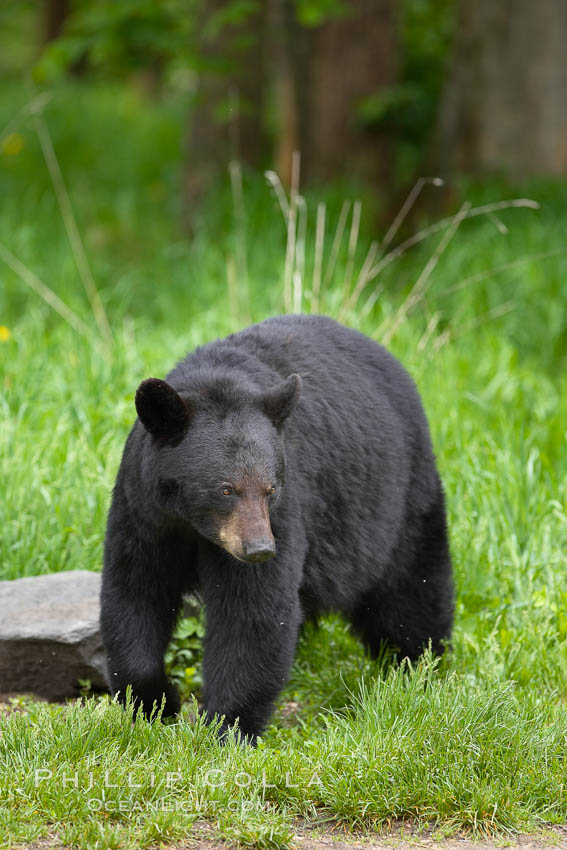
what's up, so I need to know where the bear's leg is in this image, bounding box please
[351,562,453,661]
[199,552,302,743]
[351,499,454,662]
[100,539,191,719]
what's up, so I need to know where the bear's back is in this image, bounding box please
[225,315,430,437]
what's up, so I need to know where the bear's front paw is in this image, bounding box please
[124,678,180,721]
[159,682,181,719]
[217,720,257,747]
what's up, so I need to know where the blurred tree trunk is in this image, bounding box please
[41,0,69,45]
[268,0,300,188]
[302,0,399,188]
[437,0,567,177]
[183,0,399,215]
[183,1,266,220]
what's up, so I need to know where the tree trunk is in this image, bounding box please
[302,0,399,188]
[437,0,567,177]
[183,1,266,219]
[183,0,399,215]
[268,0,300,188]
[41,0,69,45]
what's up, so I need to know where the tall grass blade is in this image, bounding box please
[341,199,362,305]
[379,201,471,345]
[322,200,351,292]
[293,270,302,314]
[229,160,251,324]
[0,92,52,139]
[417,311,442,352]
[440,248,565,297]
[264,170,290,221]
[381,176,444,250]
[34,116,112,348]
[449,300,516,343]
[359,283,383,321]
[338,239,379,321]
[311,202,326,313]
[225,254,239,329]
[283,151,300,313]
[294,196,307,313]
[0,242,104,356]
[365,199,540,289]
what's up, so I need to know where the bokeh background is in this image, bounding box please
[1,2,566,641]
[1,4,567,844]
[2,1,567,357]
[1,0,566,669]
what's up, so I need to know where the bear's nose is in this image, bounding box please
[243,538,276,562]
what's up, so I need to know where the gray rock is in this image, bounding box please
[0,571,203,701]
[0,571,107,700]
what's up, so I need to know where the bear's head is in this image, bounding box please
[134,373,302,564]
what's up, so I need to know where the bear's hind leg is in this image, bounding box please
[351,497,454,662]
[350,562,453,662]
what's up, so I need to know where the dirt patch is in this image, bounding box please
[175,821,567,850]
[290,822,567,850]
[7,816,567,849]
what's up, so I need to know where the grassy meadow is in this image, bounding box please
[1,82,566,848]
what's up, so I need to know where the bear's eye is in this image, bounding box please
[221,485,233,496]
[268,486,277,497]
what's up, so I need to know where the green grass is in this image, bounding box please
[1,81,567,848]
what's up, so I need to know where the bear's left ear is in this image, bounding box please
[135,378,191,442]
[263,374,303,428]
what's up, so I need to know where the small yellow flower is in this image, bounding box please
[1,133,24,156]
[0,326,12,342]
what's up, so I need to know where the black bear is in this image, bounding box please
[100,314,453,742]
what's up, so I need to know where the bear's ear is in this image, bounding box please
[263,374,303,428]
[135,378,190,442]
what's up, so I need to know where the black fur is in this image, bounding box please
[100,315,454,742]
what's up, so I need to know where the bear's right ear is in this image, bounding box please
[135,378,190,442]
